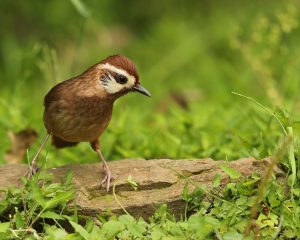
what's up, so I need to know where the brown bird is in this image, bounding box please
[28,55,151,191]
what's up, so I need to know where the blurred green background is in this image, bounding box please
[0,0,300,167]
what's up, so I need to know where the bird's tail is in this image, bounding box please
[51,135,78,148]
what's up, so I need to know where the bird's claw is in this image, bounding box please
[101,164,114,192]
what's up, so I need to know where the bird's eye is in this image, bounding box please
[116,75,128,84]
[100,75,107,81]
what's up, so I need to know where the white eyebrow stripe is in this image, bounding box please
[98,63,136,94]
[98,63,132,79]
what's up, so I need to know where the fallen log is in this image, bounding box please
[0,158,282,219]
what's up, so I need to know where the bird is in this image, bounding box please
[27,55,151,191]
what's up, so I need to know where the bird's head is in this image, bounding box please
[97,55,151,98]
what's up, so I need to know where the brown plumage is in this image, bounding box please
[28,55,151,191]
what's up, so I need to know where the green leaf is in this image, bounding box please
[268,191,280,208]
[64,170,73,186]
[40,211,65,220]
[31,181,46,208]
[119,215,146,237]
[44,190,74,209]
[182,182,190,201]
[69,220,90,240]
[102,220,125,239]
[274,108,290,128]
[14,209,25,229]
[223,231,243,240]
[235,196,248,206]
[188,215,219,238]
[45,225,68,239]
[291,188,300,197]
[269,213,278,225]
[212,173,222,188]
[283,229,296,238]
[0,222,10,233]
[204,216,220,227]
[127,175,138,191]
[84,219,94,233]
[220,163,241,179]
[242,178,259,186]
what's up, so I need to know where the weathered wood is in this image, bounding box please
[0,158,281,219]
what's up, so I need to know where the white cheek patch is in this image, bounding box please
[98,63,136,94]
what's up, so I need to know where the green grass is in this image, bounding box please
[0,0,300,239]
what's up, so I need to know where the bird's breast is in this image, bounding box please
[44,96,113,142]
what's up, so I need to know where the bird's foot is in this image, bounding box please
[101,164,114,192]
[25,164,39,179]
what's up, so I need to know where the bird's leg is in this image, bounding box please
[97,148,113,191]
[90,139,113,192]
[26,133,50,178]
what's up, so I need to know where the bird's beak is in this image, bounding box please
[132,84,151,97]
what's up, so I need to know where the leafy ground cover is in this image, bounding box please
[0,0,299,239]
